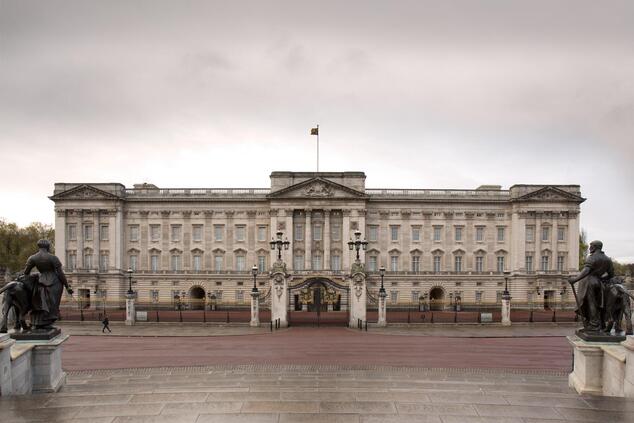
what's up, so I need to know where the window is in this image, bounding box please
[150,290,159,303]
[294,254,304,270]
[214,225,224,241]
[331,255,341,271]
[214,255,223,271]
[455,227,463,242]
[390,255,398,272]
[475,227,484,242]
[541,255,550,271]
[129,225,139,242]
[312,254,322,270]
[331,223,341,241]
[257,226,267,242]
[475,291,483,302]
[235,290,244,303]
[454,256,462,272]
[390,291,398,304]
[193,225,203,242]
[309,223,320,241]
[475,256,484,272]
[557,255,565,272]
[151,254,159,272]
[100,224,109,241]
[525,255,533,272]
[67,224,77,241]
[193,255,202,272]
[557,227,566,242]
[99,253,109,271]
[84,224,93,241]
[368,256,377,272]
[235,255,246,271]
[412,256,420,272]
[84,252,93,269]
[368,226,378,242]
[150,225,161,241]
[170,254,181,271]
[67,252,76,271]
[390,226,399,242]
[412,291,420,302]
[542,226,550,242]
[497,256,505,272]
[129,254,138,271]
[258,255,266,272]
[433,226,442,242]
[294,224,304,241]
[171,225,182,241]
[526,226,534,242]
[235,225,246,242]
[433,255,441,272]
[496,291,503,303]
[497,227,505,242]
[411,226,421,242]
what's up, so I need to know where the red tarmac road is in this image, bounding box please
[62,327,573,372]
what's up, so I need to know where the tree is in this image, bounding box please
[0,219,55,277]
[579,229,588,270]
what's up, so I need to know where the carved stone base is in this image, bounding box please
[576,329,625,343]
[10,327,61,341]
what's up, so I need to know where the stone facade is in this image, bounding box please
[50,171,584,310]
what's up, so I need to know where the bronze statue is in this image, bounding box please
[23,239,73,331]
[603,276,634,335]
[568,240,614,335]
[0,274,38,333]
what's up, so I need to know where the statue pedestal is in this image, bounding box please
[0,334,15,395]
[501,295,511,326]
[125,294,136,326]
[250,291,260,327]
[27,334,69,393]
[377,291,387,327]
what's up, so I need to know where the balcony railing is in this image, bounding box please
[124,188,270,197]
[365,188,510,199]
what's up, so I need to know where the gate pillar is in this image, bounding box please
[348,262,367,327]
[270,260,290,327]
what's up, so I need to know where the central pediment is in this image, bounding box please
[267,177,368,199]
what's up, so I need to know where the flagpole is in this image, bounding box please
[316,124,319,172]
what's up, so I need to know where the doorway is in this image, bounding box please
[429,287,445,311]
[543,290,555,310]
[189,286,205,310]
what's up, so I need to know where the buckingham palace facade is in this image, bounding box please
[50,171,584,310]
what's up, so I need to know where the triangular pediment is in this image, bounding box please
[267,177,367,199]
[514,186,584,203]
[50,184,121,201]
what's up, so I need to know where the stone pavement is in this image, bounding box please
[2,365,633,423]
[56,321,578,337]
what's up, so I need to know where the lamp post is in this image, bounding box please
[379,266,386,295]
[251,264,258,293]
[347,229,368,261]
[125,268,136,326]
[270,230,290,261]
[502,271,512,326]
[377,266,387,326]
[126,268,134,295]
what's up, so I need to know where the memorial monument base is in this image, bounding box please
[10,327,61,341]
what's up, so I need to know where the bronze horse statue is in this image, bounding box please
[0,274,39,333]
[603,277,634,335]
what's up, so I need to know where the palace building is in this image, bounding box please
[50,171,584,312]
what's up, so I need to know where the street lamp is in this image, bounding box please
[379,266,386,295]
[347,230,368,261]
[503,271,511,296]
[251,264,258,293]
[126,268,134,295]
[270,230,290,261]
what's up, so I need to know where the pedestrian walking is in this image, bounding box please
[102,316,111,333]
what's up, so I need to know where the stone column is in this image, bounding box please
[250,290,260,327]
[125,293,136,326]
[324,209,331,269]
[0,333,15,395]
[342,210,351,271]
[349,271,367,327]
[305,210,312,270]
[501,292,512,326]
[270,266,289,327]
[377,291,387,327]
[622,337,634,397]
[55,209,67,267]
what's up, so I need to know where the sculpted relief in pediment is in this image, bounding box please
[303,182,334,197]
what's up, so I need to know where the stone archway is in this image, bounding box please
[429,287,445,311]
[189,286,205,310]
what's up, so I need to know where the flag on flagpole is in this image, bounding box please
[310,127,319,136]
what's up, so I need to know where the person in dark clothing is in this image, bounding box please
[102,316,111,333]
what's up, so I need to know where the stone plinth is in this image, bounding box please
[0,333,15,395]
[10,343,34,394]
[501,295,511,326]
[20,334,69,393]
[622,337,634,397]
[349,272,366,327]
[270,272,289,327]
[250,290,260,327]
[377,291,387,327]
[125,294,136,326]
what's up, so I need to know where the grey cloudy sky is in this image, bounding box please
[1,0,633,261]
